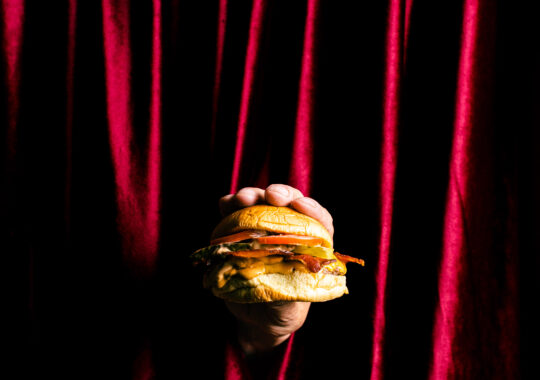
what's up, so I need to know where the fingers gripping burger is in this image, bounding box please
[191,205,364,303]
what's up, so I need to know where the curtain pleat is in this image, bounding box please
[101,0,161,273]
[229,0,266,194]
[430,1,519,378]
[64,0,76,232]
[209,0,227,153]
[1,0,23,163]
[288,0,318,196]
[370,1,410,379]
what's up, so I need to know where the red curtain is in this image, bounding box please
[3,0,538,379]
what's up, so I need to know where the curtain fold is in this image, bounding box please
[287,0,318,196]
[101,0,162,274]
[370,1,409,379]
[229,0,266,194]
[1,0,23,160]
[430,0,504,378]
[2,0,536,379]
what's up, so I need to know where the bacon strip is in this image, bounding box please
[287,254,336,273]
[194,247,362,274]
[334,252,365,266]
[224,250,335,273]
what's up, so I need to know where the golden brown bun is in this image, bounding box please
[210,271,348,303]
[211,205,333,248]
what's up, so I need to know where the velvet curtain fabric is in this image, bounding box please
[3,0,537,379]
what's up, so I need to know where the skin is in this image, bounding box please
[218,184,334,355]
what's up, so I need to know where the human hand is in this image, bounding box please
[219,184,334,354]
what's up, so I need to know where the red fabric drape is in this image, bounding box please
[2,1,538,379]
[370,1,409,378]
[101,0,162,275]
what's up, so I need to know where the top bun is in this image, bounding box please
[211,205,333,248]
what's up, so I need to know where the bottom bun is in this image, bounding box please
[210,271,349,303]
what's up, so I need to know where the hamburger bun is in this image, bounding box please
[211,205,333,248]
[209,269,348,303]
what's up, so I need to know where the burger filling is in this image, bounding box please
[191,230,364,289]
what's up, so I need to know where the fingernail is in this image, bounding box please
[268,185,290,197]
[298,197,318,208]
[237,189,257,200]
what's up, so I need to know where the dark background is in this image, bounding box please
[2,0,538,379]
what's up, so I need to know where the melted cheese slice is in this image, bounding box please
[214,256,346,288]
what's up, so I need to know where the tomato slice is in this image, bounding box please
[210,230,264,245]
[227,250,292,258]
[254,234,325,246]
[211,231,325,247]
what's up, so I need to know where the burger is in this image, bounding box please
[190,205,364,303]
